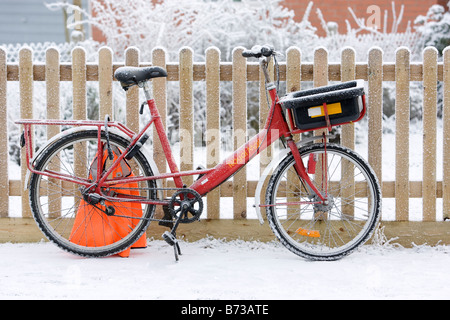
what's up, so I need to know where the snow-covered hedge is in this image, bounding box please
[4,0,448,164]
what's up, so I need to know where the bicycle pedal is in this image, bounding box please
[162,231,177,246]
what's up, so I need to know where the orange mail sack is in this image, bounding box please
[70,145,146,257]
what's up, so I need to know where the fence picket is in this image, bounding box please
[72,47,86,121]
[232,47,247,219]
[99,47,113,120]
[286,47,301,94]
[152,47,168,176]
[46,48,61,219]
[152,47,168,218]
[341,47,356,219]
[285,47,301,220]
[19,47,33,218]
[395,47,410,221]
[179,47,194,187]
[444,47,450,220]
[72,47,86,215]
[341,47,356,148]
[422,47,438,221]
[125,47,140,134]
[368,47,383,200]
[259,56,274,174]
[0,48,8,217]
[313,47,328,141]
[206,47,221,219]
[312,47,328,196]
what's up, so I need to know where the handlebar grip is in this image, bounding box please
[242,50,258,58]
[241,45,274,58]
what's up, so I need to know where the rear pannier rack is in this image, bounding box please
[281,80,366,133]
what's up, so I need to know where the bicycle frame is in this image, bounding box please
[17,58,332,208]
[14,44,379,262]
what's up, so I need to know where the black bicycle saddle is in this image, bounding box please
[114,66,167,90]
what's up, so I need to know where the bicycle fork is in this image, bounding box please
[286,137,327,204]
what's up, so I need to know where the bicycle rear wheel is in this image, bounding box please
[29,130,157,257]
[265,143,381,261]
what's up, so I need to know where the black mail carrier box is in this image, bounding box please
[281,80,365,131]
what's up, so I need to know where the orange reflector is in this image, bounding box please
[295,228,320,238]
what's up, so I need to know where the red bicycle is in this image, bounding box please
[17,45,381,261]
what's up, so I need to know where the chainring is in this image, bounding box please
[169,188,203,223]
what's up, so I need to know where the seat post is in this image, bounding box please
[142,81,153,101]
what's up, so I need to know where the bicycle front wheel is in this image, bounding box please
[265,143,381,261]
[29,130,157,257]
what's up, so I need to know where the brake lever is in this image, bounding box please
[260,45,274,57]
[273,50,283,58]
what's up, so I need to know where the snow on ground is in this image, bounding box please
[2,122,447,300]
[1,238,450,300]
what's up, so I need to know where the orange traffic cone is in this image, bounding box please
[70,146,146,257]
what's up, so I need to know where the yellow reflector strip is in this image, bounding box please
[295,228,321,238]
[308,102,342,118]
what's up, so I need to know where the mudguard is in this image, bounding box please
[254,134,335,224]
[24,126,164,200]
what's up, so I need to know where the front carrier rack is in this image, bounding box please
[281,80,366,133]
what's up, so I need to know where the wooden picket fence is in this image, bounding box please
[0,45,449,246]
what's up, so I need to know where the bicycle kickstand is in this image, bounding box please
[162,231,181,261]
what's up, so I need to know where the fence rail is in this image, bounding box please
[0,44,449,246]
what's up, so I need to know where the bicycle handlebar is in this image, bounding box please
[242,45,274,58]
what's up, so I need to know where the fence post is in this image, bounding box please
[368,47,383,204]
[19,47,33,218]
[205,47,221,219]
[341,47,356,218]
[98,46,113,120]
[395,47,410,221]
[179,47,194,187]
[232,47,247,219]
[46,47,61,219]
[125,47,140,134]
[422,47,438,221]
[0,47,8,217]
[443,47,450,220]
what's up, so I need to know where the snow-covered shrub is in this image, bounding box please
[49,0,318,62]
[414,2,450,56]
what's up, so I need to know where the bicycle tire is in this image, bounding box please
[29,130,157,257]
[265,143,381,261]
